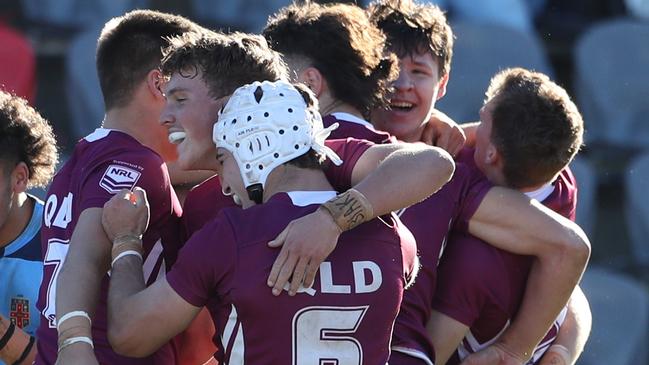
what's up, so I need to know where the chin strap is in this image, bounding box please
[247,183,264,204]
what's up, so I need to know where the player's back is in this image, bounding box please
[35,129,181,365]
[168,191,417,364]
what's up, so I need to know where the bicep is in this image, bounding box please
[468,187,576,256]
[350,143,402,186]
[426,310,470,365]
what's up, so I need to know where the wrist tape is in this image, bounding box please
[111,235,143,266]
[320,189,373,232]
[57,311,93,354]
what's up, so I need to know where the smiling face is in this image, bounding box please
[370,51,447,142]
[159,71,229,171]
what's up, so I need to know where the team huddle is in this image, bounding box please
[0,1,591,365]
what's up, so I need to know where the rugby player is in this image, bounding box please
[0,91,58,365]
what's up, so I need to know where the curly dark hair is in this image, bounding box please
[96,10,204,110]
[368,0,454,78]
[263,2,398,118]
[486,68,584,188]
[161,32,289,100]
[0,91,58,188]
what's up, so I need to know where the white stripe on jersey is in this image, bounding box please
[143,239,164,282]
[222,304,245,364]
[391,346,435,365]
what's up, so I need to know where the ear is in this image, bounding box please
[299,67,325,98]
[146,69,165,101]
[10,162,30,194]
[435,73,450,100]
[485,142,500,166]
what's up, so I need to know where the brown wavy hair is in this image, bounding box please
[263,2,398,118]
[161,32,289,100]
[368,0,454,78]
[0,91,58,188]
[486,68,584,188]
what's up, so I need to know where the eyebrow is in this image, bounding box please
[166,87,189,96]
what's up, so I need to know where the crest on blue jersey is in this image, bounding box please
[10,296,30,329]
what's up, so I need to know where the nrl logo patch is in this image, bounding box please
[10,297,30,329]
[100,164,142,194]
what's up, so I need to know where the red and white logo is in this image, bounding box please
[10,297,30,329]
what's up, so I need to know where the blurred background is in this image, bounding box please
[0,0,647,363]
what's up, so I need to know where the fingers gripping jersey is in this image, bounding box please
[168,192,417,364]
[34,129,182,365]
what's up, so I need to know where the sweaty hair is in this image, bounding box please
[486,68,584,188]
[368,0,454,78]
[96,10,203,110]
[0,91,58,188]
[161,32,289,100]
[263,2,398,118]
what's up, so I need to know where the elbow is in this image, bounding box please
[558,223,591,270]
[429,147,455,188]
[108,321,151,358]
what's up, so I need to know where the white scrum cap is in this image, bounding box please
[213,80,342,202]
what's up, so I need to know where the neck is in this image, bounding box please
[102,105,150,145]
[262,166,333,203]
[0,193,33,248]
[319,92,364,119]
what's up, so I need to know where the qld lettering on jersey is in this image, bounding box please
[99,163,142,194]
[286,260,383,296]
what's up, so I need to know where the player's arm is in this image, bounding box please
[0,314,36,365]
[103,189,200,357]
[464,187,590,364]
[54,208,110,364]
[426,310,470,365]
[459,122,480,148]
[267,142,455,295]
[539,286,592,365]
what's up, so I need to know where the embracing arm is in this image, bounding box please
[464,188,590,363]
[102,189,200,357]
[539,286,592,365]
[426,310,470,365]
[54,208,111,364]
[267,142,454,295]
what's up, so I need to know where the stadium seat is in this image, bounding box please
[624,152,649,269]
[577,266,649,365]
[436,21,554,123]
[574,18,649,149]
[570,157,597,238]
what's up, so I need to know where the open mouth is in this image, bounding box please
[390,101,414,112]
[168,131,186,144]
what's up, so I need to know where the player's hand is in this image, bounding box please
[101,187,150,241]
[421,108,465,156]
[460,343,526,365]
[267,207,341,296]
[538,345,571,365]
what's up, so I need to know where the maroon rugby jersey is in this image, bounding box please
[167,191,417,364]
[432,167,577,365]
[324,112,397,144]
[181,137,373,239]
[390,162,492,364]
[35,129,182,365]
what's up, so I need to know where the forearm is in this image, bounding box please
[108,254,159,357]
[460,121,480,148]
[0,315,36,365]
[354,144,454,215]
[544,286,591,365]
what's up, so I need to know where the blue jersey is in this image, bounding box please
[0,195,43,350]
